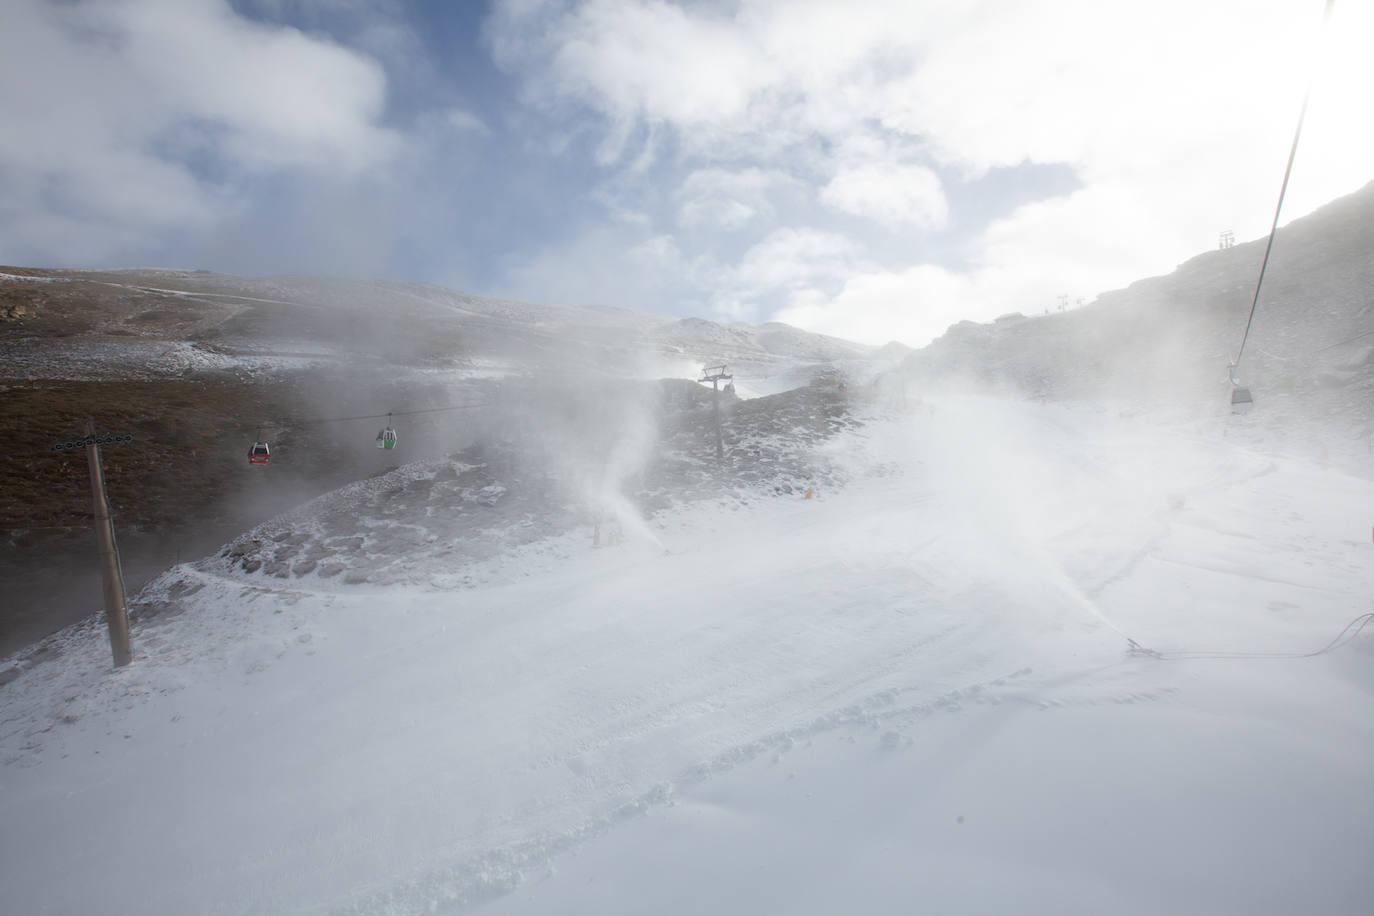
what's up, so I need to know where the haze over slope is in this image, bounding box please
[0,271,883,653]
[1,182,1373,914]
[3,394,1371,914]
[0,268,875,391]
[894,179,1374,461]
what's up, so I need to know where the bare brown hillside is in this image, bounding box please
[0,267,868,655]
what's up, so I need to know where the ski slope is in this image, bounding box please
[2,397,1371,914]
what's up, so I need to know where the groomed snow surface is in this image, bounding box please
[2,397,1372,915]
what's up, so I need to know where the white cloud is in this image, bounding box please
[682,196,757,232]
[776,180,1225,349]
[675,168,798,231]
[98,0,398,173]
[628,233,684,270]
[711,227,865,321]
[521,0,771,128]
[501,226,710,313]
[0,0,399,264]
[489,0,1374,347]
[776,264,977,348]
[734,227,860,290]
[438,108,490,136]
[820,162,947,230]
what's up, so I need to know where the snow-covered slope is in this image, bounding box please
[2,397,1370,914]
[3,184,1373,915]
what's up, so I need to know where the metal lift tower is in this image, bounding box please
[699,365,733,461]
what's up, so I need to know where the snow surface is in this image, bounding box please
[2,397,1372,914]
[0,271,68,283]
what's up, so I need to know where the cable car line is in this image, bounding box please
[260,400,486,429]
[1231,325,1374,366]
[1228,0,1336,406]
[245,399,488,465]
[1309,327,1374,355]
[1138,612,1372,662]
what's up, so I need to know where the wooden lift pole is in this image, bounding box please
[85,419,132,667]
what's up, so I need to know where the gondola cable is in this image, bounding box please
[1130,611,1373,662]
[244,399,488,464]
[1229,0,1336,405]
[262,399,486,429]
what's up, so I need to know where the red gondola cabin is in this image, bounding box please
[248,441,271,465]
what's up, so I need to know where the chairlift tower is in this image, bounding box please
[699,365,733,461]
[1219,230,1235,249]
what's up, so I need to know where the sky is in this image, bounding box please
[1,0,1371,348]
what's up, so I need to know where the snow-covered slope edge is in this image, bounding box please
[2,397,1371,914]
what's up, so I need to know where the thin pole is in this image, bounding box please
[711,377,723,461]
[700,366,732,461]
[86,419,132,667]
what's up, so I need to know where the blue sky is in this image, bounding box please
[2,0,1371,347]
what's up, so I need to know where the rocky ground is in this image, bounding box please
[1,266,882,654]
[192,375,863,599]
[0,357,859,655]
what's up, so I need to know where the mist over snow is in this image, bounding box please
[2,2,1374,911]
[3,187,1374,910]
[3,387,1372,914]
